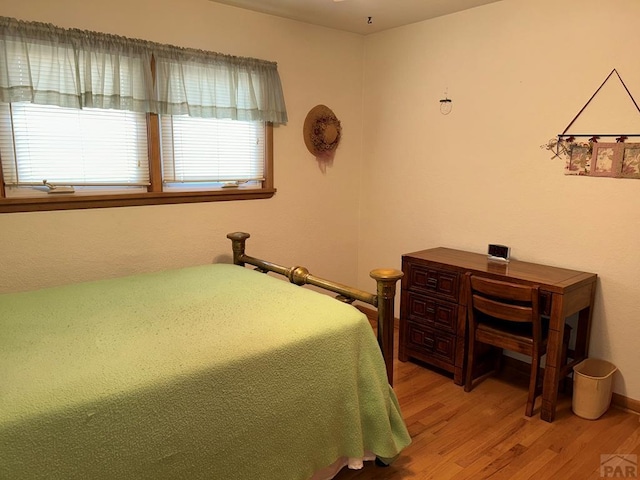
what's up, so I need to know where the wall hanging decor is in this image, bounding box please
[303,104,342,173]
[542,69,640,178]
[439,88,452,115]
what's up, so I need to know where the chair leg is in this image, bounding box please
[525,353,541,417]
[494,347,504,373]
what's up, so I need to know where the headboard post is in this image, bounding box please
[226,232,251,266]
[370,268,404,385]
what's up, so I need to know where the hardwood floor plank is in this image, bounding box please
[494,448,558,480]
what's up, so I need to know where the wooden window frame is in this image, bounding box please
[0,115,275,213]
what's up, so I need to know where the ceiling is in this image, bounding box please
[209,0,503,35]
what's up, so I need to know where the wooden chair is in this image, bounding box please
[464,272,559,417]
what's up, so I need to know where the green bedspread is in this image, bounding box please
[0,264,410,480]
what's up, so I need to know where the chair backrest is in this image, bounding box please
[466,273,540,326]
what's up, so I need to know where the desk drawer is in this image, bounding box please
[406,321,456,364]
[406,262,459,301]
[406,291,457,333]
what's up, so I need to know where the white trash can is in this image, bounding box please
[572,358,617,420]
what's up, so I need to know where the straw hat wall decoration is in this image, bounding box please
[303,105,342,173]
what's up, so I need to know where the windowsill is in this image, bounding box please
[0,188,276,213]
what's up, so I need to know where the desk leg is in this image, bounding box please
[541,281,596,422]
[574,287,596,360]
[453,304,467,386]
[541,294,566,423]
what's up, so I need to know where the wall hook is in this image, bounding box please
[439,92,452,115]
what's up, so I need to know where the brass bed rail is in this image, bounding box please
[227,232,403,385]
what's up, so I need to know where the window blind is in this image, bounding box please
[161,116,265,184]
[0,103,149,186]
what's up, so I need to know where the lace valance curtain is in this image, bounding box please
[0,16,288,124]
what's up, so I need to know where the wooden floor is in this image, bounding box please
[334,356,640,480]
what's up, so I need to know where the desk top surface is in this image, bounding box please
[403,247,597,293]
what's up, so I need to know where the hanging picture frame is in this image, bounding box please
[548,69,640,180]
[621,143,640,178]
[565,142,591,175]
[590,143,623,177]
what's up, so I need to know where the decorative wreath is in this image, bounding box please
[303,105,342,158]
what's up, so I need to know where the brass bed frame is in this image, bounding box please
[227,232,403,385]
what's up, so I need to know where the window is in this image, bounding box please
[0,16,287,213]
[0,103,149,194]
[161,116,266,189]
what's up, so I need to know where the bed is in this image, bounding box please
[0,232,410,480]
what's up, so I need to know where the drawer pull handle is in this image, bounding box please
[426,278,437,286]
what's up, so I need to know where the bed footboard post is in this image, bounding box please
[370,268,403,385]
[227,232,251,266]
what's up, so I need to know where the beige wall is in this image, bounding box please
[0,0,365,292]
[359,0,640,400]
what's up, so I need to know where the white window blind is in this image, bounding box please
[0,103,149,186]
[161,116,265,185]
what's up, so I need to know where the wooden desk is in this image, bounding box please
[399,247,597,423]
